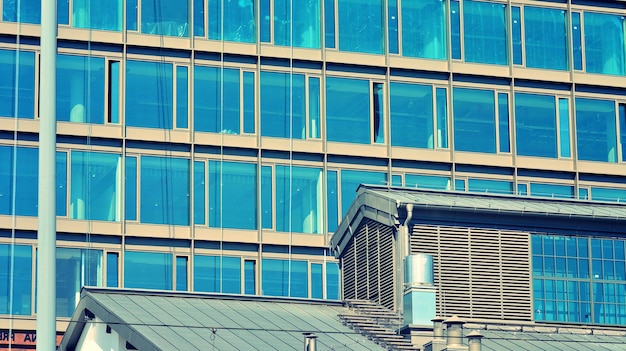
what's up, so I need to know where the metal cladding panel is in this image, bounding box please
[342,240,356,300]
[410,224,532,322]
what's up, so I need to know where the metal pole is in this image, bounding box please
[37,0,57,347]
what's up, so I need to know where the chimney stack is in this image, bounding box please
[443,315,465,348]
[431,316,445,340]
[466,330,484,351]
[303,332,317,351]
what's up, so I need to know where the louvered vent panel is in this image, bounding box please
[342,240,356,300]
[367,221,380,303]
[410,224,532,322]
[378,222,396,310]
[355,221,369,300]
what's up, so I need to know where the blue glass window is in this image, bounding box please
[208,0,256,43]
[58,0,69,24]
[524,7,567,71]
[453,88,496,153]
[337,0,383,54]
[106,252,119,287]
[621,104,626,162]
[327,170,339,232]
[70,151,121,221]
[194,161,205,225]
[209,161,257,230]
[463,0,507,65]
[324,0,336,48]
[243,72,255,134]
[450,0,461,60]
[0,49,35,119]
[244,260,256,294]
[274,0,320,48]
[390,82,434,148]
[405,174,451,190]
[326,77,370,144]
[72,0,122,30]
[260,0,270,42]
[194,66,240,134]
[498,93,510,153]
[309,77,321,138]
[340,169,386,216]
[436,88,448,148]
[176,66,189,129]
[373,83,384,144]
[126,0,137,30]
[125,60,173,129]
[140,156,190,225]
[194,255,241,293]
[326,262,340,300]
[194,0,205,36]
[57,248,102,317]
[0,244,32,315]
[576,98,617,163]
[467,178,513,194]
[0,147,66,217]
[109,61,120,124]
[530,183,574,199]
[515,93,557,158]
[276,165,323,234]
[584,12,625,75]
[311,263,323,299]
[176,256,188,291]
[262,259,308,297]
[572,12,582,71]
[401,0,446,60]
[262,166,272,229]
[125,156,137,221]
[511,6,522,65]
[124,251,172,290]
[2,0,40,23]
[592,187,626,203]
[141,0,188,36]
[387,0,398,54]
[260,71,305,139]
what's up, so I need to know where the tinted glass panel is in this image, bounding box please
[2,0,40,23]
[572,12,582,71]
[126,0,137,30]
[124,251,172,290]
[511,6,522,65]
[463,0,507,65]
[106,252,119,287]
[72,0,122,30]
[390,82,433,148]
[262,259,308,297]
[176,66,189,129]
[125,61,173,129]
[515,93,557,158]
[209,161,257,230]
[309,77,321,138]
[387,0,398,54]
[450,0,461,60]
[401,0,446,60]
[584,12,625,75]
[326,262,340,300]
[0,49,35,118]
[194,161,205,225]
[405,174,451,190]
[274,0,320,48]
[576,98,617,163]
[244,260,255,294]
[262,166,272,229]
[468,178,513,194]
[243,72,255,134]
[57,248,102,317]
[453,88,496,153]
[0,244,32,315]
[311,263,323,299]
[436,88,448,148]
[524,7,567,70]
[176,256,188,291]
[327,170,339,232]
[194,0,205,36]
[337,0,384,54]
[125,156,137,221]
[140,156,190,225]
[208,0,256,43]
[276,165,323,234]
[326,77,370,144]
[559,98,570,158]
[141,0,188,36]
[194,66,240,133]
[530,183,574,199]
[324,0,336,48]
[340,170,386,216]
[260,71,305,139]
[498,93,510,153]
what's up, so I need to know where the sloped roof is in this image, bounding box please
[477,329,626,351]
[59,288,386,351]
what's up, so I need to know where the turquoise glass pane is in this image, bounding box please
[0,146,37,216]
[194,255,220,292]
[511,6,521,65]
[243,72,255,134]
[58,0,69,24]
[575,98,617,163]
[0,244,32,315]
[140,156,190,225]
[70,151,121,221]
[72,0,122,30]
[57,248,102,317]
[0,49,35,118]
[324,0,335,48]
[373,83,384,144]
[106,252,119,287]
[579,187,589,200]
[141,0,188,36]
[463,0,507,65]
[436,88,448,148]
[260,0,270,42]
[401,0,446,60]
[124,251,172,290]
[340,169,386,216]
[326,77,370,144]
[517,183,528,196]
[387,0,398,54]
[194,66,240,134]
[126,0,137,30]
[2,0,40,23]
[260,71,306,139]
[208,0,256,43]
[244,260,255,294]
[524,7,567,70]
[124,156,137,221]
[209,161,257,230]
[620,104,626,162]
[337,0,383,54]
[498,93,510,153]
[176,256,188,291]
[276,165,323,234]
[453,88,496,153]
[327,170,339,232]
[530,183,574,199]
[455,179,466,191]
[222,256,241,293]
[584,12,625,75]
[176,66,189,129]
[194,0,205,36]
[194,161,205,225]
[558,98,570,158]
[311,263,323,299]
[109,61,120,123]
[262,259,308,297]
[405,174,450,190]
[57,152,67,217]
[450,0,461,59]
[591,188,626,203]
[572,12,582,71]
[326,262,340,300]
[274,0,320,48]
[125,60,173,129]
[390,82,434,148]
[309,77,321,138]
[468,178,513,194]
[57,54,105,124]
[262,166,272,229]
[515,93,557,158]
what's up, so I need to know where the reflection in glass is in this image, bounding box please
[274,0,320,48]
[326,77,370,144]
[463,0,507,65]
[515,93,557,158]
[124,251,172,290]
[209,0,256,43]
[56,248,102,317]
[575,98,617,163]
[453,88,496,153]
[140,156,190,225]
[276,165,323,234]
[401,0,446,60]
[260,71,306,139]
[337,0,383,54]
[0,49,35,119]
[125,60,173,129]
[73,0,122,30]
[142,0,189,36]
[209,161,257,230]
[0,244,32,315]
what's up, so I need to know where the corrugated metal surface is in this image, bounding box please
[64,289,387,351]
[477,329,626,351]
[411,224,532,321]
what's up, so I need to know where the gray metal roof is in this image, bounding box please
[477,329,626,351]
[59,288,386,351]
[331,186,626,258]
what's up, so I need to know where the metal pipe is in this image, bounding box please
[443,315,465,348]
[303,332,317,351]
[467,330,484,351]
[36,0,57,348]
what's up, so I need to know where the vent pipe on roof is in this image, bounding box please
[403,254,436,326]
[303,332,317,351]
[431,316,445,340]
[467,330,484,351]
[443,315,465,348]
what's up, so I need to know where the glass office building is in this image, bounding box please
[2,0,626,331]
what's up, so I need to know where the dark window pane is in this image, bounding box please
[106,252,119,287]
[176,256,188,291]
[575,98,617,163]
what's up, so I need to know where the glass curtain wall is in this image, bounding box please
[400,0,446,60]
